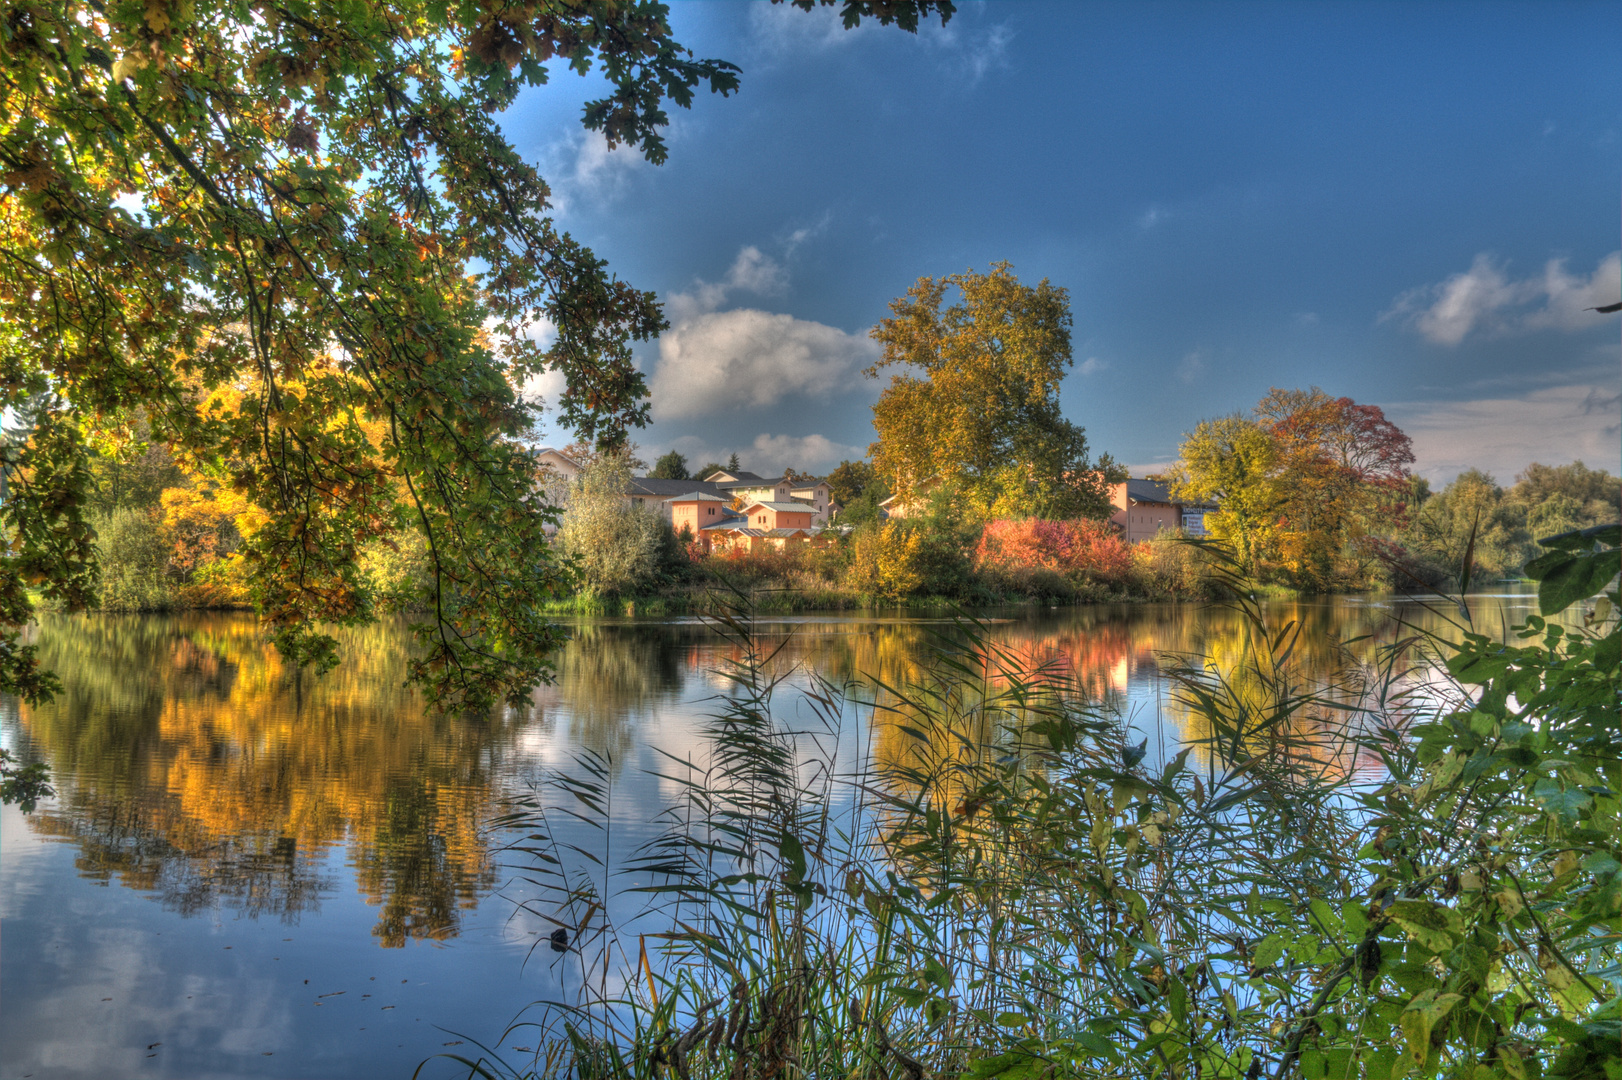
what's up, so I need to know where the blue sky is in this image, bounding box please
[509,1,1621,487]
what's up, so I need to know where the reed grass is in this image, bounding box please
[425,536,1619,1080]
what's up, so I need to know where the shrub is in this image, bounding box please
[848,521,925,599]
[93,507,175,611]
[975,517,1132,583]
[555,453,673,595]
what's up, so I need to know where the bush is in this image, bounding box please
[975,517,1131,584]
[93,507,175,611]
[1127,532,1213,598]
[359,528,432,612]
[555,453,678,596]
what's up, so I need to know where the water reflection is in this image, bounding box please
[8,594,1546,945]
[15,614,511,945]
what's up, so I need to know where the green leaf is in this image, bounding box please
[1386,900,1462,953]
[1533,778,1591,820]
[1400,990,1461,1067]
[1252,932,1287,970]
[779,831,807,885]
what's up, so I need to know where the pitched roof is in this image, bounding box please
[741,500,816,514]
[702,470,767,483]
[1125,478,1218,510]
[666,491,728,502]
[628,477,725,497]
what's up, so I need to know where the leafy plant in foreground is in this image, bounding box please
[446,528,1617,1079]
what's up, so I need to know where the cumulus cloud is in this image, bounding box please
[745,2,1008,85]
[540,128,652,214]
[666,246,788,324]
[1384,251,1621,346]
[1078,357,1109,376]
[650,308,878,421]
[744,433,866,475]
[650,241,876,421]
[659,432,865,477]
[1388,383,1622,485]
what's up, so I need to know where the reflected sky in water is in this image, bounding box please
[0,591,1551,1078]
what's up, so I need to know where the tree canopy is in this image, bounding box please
[1170,387,1416,588]
[649,450,689,481]
[867,263,1120,521]
[0,0,953,708]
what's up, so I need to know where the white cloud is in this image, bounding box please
[541,128,652,214]
[746,2,874,56]
[1078,357,1109,376]
[666,245,788,324]
[649,308,879,421]
[744,3,1007,85]
[746,432,866,475]
[1384,251,1620,346]
[1177,351,1204,383]
[1388,383,1622,486]
[661,432,864,477]
[1523,252,1622,332]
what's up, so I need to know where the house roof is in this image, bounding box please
[1125,478,1218,510]
[701,524,814,538]
[666,491,728,503]
[702,470,766,483]
[741,501,815,514]
[531,447,582,469]
[628,477,725,497]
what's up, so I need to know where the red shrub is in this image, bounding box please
[976,518,1131,582]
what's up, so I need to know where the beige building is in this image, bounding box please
[1108,477,1215,543]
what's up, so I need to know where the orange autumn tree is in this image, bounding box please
[1257,387,1415,589]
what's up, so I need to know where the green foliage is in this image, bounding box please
[0,0,955,710]
[0,748,53,813]
[868,263,1122,521]
[92,507,176,613]
[1392,464,1621,591]
[476,527,1619,1080]
[556,453,680,596]
[649,451,690,481]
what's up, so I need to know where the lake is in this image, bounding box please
[0,592,1550,1079]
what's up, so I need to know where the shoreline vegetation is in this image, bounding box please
[80,443,1618,620]
[441,526,1621,1080]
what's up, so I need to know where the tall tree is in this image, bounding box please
[1258,388,1415,588]
[649,451,689,481]
[1165,414,1279,576]
[0,0,953,708]
[867,263,1120,521]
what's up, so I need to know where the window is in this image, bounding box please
[707,507,715,516]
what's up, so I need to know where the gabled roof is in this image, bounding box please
[667,491,728,502]
[740,500,816,514]
[711,477,789,492]
[531,447,582,469]
[628,477,725,497]
[702,469,767,483]
[1124,478,1218,510]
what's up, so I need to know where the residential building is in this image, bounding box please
[621,468,837,527]
[877,474,942,520]
[668,491,730,539]
[532,447,583,480]
[1107,477,1217,543]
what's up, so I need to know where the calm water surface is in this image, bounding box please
[0,593,1548,1079]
